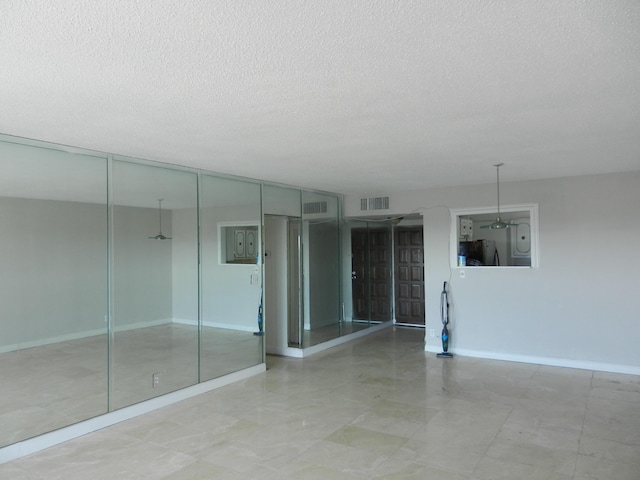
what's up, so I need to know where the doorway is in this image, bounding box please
[394,226,425,326]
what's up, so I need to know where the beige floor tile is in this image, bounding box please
[575,452,640,480]
[2,326,640,479]
[325,425,410,454]
[472,456,573,480]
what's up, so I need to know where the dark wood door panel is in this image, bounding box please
[351,228,392,322]
[394,226,425,325]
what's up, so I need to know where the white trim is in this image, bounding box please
[424,345,640,375]
[0,363,266,465]
[270,321,392,358]
[450,203,539,268]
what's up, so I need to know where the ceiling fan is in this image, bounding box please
[148,199,172,240]
[481,163,516,230]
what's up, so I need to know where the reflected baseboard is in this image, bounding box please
[1,318,258,355]
[0,318,172,354]
[173,318,255,332]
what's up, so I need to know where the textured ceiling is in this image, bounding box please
[1,0,639,195]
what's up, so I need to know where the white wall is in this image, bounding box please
[171,208,198,324]
[0,198,107,350]
[200,205,262,331]
[344,171,640,374]
[0,199,175,350]
[112,205,173,328]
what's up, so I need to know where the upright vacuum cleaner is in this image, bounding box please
[437,281,453,358]
[253,292,264,336]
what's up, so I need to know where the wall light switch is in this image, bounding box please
[459,269,465,278]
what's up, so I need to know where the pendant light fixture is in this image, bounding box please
[481,163,515,230]
[149,199,172,240]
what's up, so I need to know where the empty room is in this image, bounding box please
[1,1,639,479]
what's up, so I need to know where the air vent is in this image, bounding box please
[303,201,328,214]
[360,196,390,211]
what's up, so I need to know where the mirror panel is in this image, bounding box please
[302,191,342,347]
[110,160,199,409]
[0,141,108,446]
[200,175,263,381]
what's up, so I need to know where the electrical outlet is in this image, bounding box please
[429,329,435,338]
[152,373,160,388]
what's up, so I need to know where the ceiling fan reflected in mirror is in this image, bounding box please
[149,199,172,240]
[481,163,516,230]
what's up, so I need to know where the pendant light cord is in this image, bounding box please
[494,163,504,219]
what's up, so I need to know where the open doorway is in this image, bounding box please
[348,216,425,327]
[394,226,425,326]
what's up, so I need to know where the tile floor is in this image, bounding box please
[2,327,639,479]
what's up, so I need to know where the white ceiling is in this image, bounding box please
[1,1,639,195]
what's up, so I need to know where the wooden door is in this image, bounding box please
[351,228,392,322]
[394,227,425,325]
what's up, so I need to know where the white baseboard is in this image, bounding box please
[424,345,640,375]
[269,321,393,358]
[0,363,266,465]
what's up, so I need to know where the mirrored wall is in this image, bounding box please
[0,134,349,450]
[0,138,267,448]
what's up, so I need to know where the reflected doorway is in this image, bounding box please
[351,228,392,322]
[263,215,302,353]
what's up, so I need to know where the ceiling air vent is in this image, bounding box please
[303,201,328,214]
[360,196,390,211]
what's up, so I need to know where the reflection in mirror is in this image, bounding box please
[262,185,303,352]
[453,205,537,267]
[200,175,263,381]
[302,192,343,347]
[0,141,108,447]
[110,161,199,409]
[346,218,394,326]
